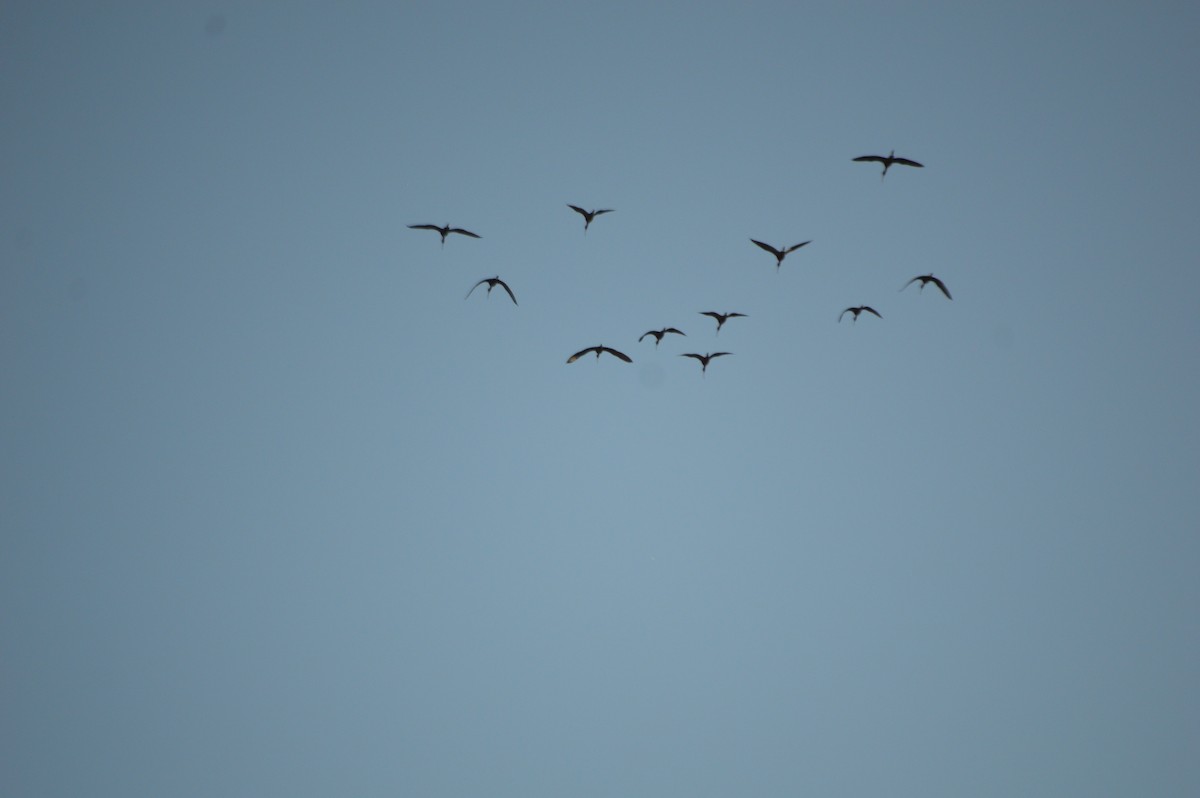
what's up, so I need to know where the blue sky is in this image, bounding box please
[3,3,1198,796]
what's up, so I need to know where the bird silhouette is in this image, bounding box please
[839,306,883,323]
[465,276,518,305]
[567,205,614,233]
[680,352,731,375]
[901,274,952,300]
[750,239,811,270]
[638,327,686,347]
[700,311,747,335]
[852,150,924,180]
[408,223,482,247]
[566,345,632,364]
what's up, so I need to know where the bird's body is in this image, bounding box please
[680,352,731,375]
[408,223,482,247]
[750,239,811,270]
[852,150,924,180]
[638,327,686,347]
[465,276,518,305]
[901,274,952,300]
[839,305,883,323]
[700,311,747,335]
[566,345,632,364]
[567,205,614,233]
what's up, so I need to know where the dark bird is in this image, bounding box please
[700,311,747,335]
[750,239,812,270]
[567,205,614,233]
[638,327,686,347]
[566,345,633,364]
[680,352,731,375]
[408,223,482,247]
[839,305,883,323]
[465,276,518,306]
[852,150,924,180]
[901,273,952,300]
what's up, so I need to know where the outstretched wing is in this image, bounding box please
[495,278,518,305]
[699,311,721,320]
[566,346,598,364]
[838,308,854,322]
[929,276,952,299]
[900,276,922,292]
[727,312,747,318]
[601,347,632,363]
[680,353,704,362]
[863,306,882,318]
[750,239,782,257]
[709,352,732,359]
[448,228,481,238]
[592,209,614,216]
[664,327,686,336]
[465,278,488,299]
[892,157,923,168]
[638,331,655,343]
[784,241,812,254]
[408,224,440,231]
[853,155,885,163]
[567,204,588,217]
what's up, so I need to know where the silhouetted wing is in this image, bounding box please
[566,346,599,363]
[853,155,885,163]
[408,224,441,231]
[600,347,632,363]
[901,276,922,292]
[750,239,782,257]
[709,352,732,359]
[592,209,614,216]
[495,279,518,305]
[700,311,721,320]
[892,157,923,168]
[929,276,951,299]
[838,308,854,322]
[448,228,480,238]
[567,205,588,217]
[784,241,812,254]
[638,331,655,343]
[664,327,685,336]
[727,312,747,318]
[465,278,488,299]
[680,353,704,362]
[863,306,882,318]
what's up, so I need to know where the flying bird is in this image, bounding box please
[638,327,686,347]
[750,239,812,270]
[566,345,633,364]
[567,205,615,233]
[700,311,747,335]
[465,276,518,306]
[408,223,482,247]
[680,352,731,375]
[852,150,924,180]
[839,305,883,323]
[901,274,952,300]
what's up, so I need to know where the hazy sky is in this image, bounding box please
[3,3,1198,796]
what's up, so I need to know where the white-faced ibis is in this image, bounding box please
[750,239,811,270]
[901,274,952,300]
[680,352,731,375]
[465,276,518,305]
[639,327,686,347]
[408,223,482,247]
[567,205,614,233]
[839,306,883,323]
[566,345,632,364]
[700,311,747,335]
[852,150,924,180]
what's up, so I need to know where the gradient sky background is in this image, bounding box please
[3,3,1199,796]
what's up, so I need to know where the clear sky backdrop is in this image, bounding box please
[3,3,1198,796]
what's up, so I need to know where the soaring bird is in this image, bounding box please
[852,150,924,180]
[638,327,686,347]
[699,311,747,335]
[567,205,614,233]
[465,276,518,305]
[680,352,731,375]
[566,345,632,364]
[750,239,812,270]
[408,223,482,247]
[901,274,952,300]
[839,305,883,323]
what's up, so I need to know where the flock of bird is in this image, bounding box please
[409,151,949,377]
